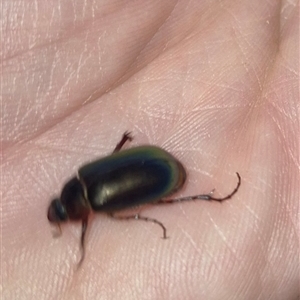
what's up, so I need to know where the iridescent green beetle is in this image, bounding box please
[47,132,241,265]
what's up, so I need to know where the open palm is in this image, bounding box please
[2,1,299,299]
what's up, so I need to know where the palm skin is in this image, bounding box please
[2,1,299,299]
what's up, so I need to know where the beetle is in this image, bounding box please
[47,132,241,266]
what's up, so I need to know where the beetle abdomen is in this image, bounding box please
[78,146,186,211]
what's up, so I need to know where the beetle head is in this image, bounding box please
[47,198,68,223]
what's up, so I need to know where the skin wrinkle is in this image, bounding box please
[267,87,295,120]
[182,228,227,284]
[268,111,298,167]
[104,5,178,94]
[50,5,176,125]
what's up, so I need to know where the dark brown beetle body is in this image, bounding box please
[47,132,241,266]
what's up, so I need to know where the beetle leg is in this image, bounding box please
[108,213,168,239]
[113,131,133,153]
[157,172,241,204]
[77,217,88,268]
